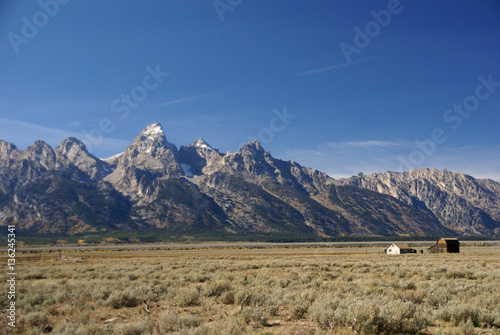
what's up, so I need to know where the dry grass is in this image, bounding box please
[1,245,499,334]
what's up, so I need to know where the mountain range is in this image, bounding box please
[1,123,499,238]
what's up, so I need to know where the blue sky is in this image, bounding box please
[1,0,499,180]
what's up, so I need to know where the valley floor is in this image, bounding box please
[2,245,499,334]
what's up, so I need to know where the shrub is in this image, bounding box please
[446,269,476,280]
[458,319,475,335]
[20,295,40,311]
[291,303,309,319]
[104,291,140,309]
[383,300,429,334]
[403,281,417,290]
[309,297,344,329]
[220,291,235,305]
[24,272,46,280]
[175,288,201,307]
[12,242,500,335]
[80,324,115,335]
[280,278,291,288]
[397,290,425,304]
[217,319,247,335]
[240,307,267,328]
[52,322,81,334]
[155,314,202,333]
[234,291,249,305]
[310,297,429,334]
[23,311,48,328]
[128,273,139,281]
[114,321,148,335]
[206,281,231,297]
[438,305,496,327]
[93,287,112,302]
[170,325,211,335]
[267,304,279,317]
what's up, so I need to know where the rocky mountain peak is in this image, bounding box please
[341,168,500,235]
[26,140,54,154]
[235,141,267,160]
[222,140,267,166]
[0,140,20,168]
[244,140,264,151]
[0,140,18,157]
[55,137,88,156]
[131,123,174,156]
[142,122,164,137]
[24,140,56,170]
[179,138,222,176]
[55,137,108,180]
[1,124,498,238]
[103,123,184,200]
[189,138,213,150]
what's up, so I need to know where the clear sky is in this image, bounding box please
[1,0,499,180]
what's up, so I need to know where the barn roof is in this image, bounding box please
[394,243,412,250]
[439,238,460,244]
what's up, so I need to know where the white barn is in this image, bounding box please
[385,243,416,255]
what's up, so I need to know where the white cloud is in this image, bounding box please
[66,117,104,127]
[0,118,130,156]
[283,142,500,182]
[326,140,405,149]
[295,56,381,77]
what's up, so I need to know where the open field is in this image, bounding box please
[5,240,500,254]
[1,245,499,334]
[0,241,475,253]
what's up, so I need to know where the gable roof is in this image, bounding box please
[393,243,412,250]
[439,238,460,244]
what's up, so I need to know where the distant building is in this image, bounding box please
[427,238,460,253]
[385,243,417,255]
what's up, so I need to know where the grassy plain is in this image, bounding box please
[1,244,499,334]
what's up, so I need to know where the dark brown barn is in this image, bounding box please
[427,238,460,253]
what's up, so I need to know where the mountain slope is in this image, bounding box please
[104,123,184,203]
[341,169,500,235]
[0,123,498,237]
[0,140,136,235]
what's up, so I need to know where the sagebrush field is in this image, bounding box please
[2,244,499,334]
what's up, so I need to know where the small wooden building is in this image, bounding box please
[385,243,416,255]
[427,238,460,253]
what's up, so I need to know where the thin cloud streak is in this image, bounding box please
[283,143,500,182]
[0,118,130,155]
[159,90,228,106]
[67,117,105,127]
[326,140,405,149]
[295,56,381,77]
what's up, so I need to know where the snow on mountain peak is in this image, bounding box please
[142,123,164,136]
[131,123,179,156]
[104,152,124,161]
[180,163,194,177]
[194,138,213,150]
